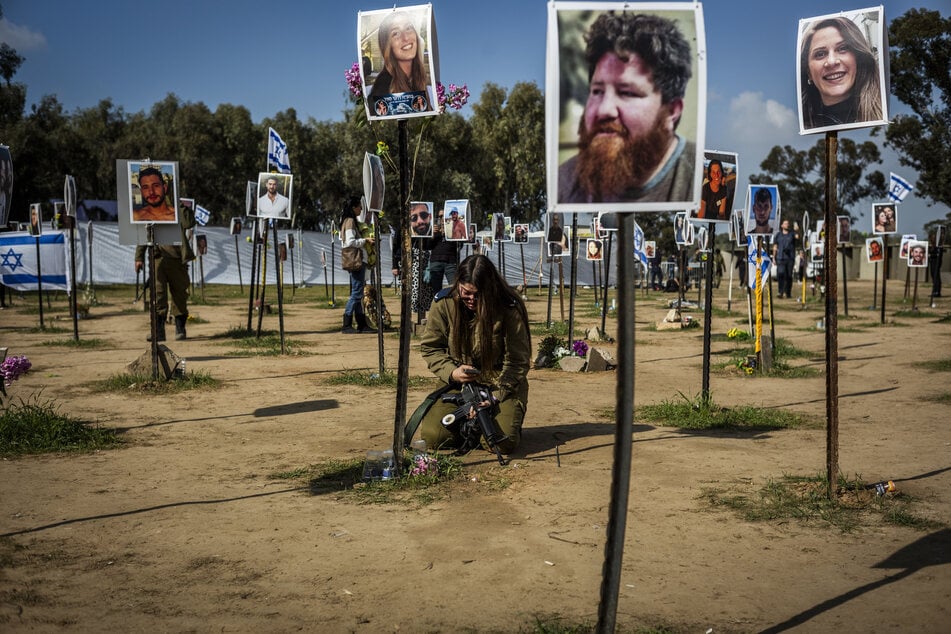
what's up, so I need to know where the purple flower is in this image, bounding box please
[345,62,363,99]
[1,355,31,386]
[436,82,469,111]
[572,340,588,358]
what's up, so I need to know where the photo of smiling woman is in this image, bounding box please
[797,7,887,133]
[359,5,437,120]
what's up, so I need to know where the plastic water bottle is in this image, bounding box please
[363,450,382,481]
[411,439,427,459]
[380,449,395,480]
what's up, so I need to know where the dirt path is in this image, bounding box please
[1,279,949,632]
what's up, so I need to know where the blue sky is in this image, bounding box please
[2,0,947,234]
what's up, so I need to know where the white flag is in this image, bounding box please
[267,127,291,174]
[633,221,647,266]
[887,172,913,203]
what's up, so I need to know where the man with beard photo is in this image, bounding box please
[558,12,696,204]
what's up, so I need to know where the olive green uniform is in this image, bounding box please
[418,292,531,453]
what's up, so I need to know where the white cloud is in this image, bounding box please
[0,19,47,51]
[729,91,796,134]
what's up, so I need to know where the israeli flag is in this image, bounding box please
[746,235,771,290]
[0,231,70,291]
[195,204,211,226]
[887,172,913,203]
[267,127,291,174]
[633,221,647,266]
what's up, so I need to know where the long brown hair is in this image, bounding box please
[377,12,430,105]
[799,17,883,128]
[450,255,529,373]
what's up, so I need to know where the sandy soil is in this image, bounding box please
[1,278,949,633]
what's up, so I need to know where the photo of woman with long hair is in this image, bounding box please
[798,10,886,132]
[368,10,432,111]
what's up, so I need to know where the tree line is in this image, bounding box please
[1,6,947,248]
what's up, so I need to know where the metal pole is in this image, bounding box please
[393,118,412,478]
[246,223,258,332]
[601,232,613,334]
[701,225,715,400]
[234,234,244,293]
[69,222,79,341]
[568,213,579,346]
[595,213,635,634]
[272,223,286,354]
[34,236,44,329]
[824,131,840,499]
[880,239,888,325]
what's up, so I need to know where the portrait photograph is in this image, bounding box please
[694,150,738,223]
[196,234,208,256]
[547,3,706,212]
[644,240,656,259]
[129,161,178,225]
[837,215,851,243]
[410,201,434,238]
[492,213,507,242]
[468,223,477,244]
[28,203,43,237]
[230,217,242,235]
[52,201,66,230]
[872,202,897,234]
[513,223,529,244]
[546,212,569,256]
[745,184,780,235]
[358,5,439,121]
[443,199,469,241]
[899,234,917,259]
[866,237,884,263]
[256,173,293,220]
[585,238,603,261]
[481,234,493,252]
[731,208,747,247]
[907,241,928,268]
[674,211,689,245]
[797,6,889,135]
[812,242,824,262]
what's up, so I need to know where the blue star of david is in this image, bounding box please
[1,248,24,272]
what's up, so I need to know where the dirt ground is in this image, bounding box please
[1,276,949,633]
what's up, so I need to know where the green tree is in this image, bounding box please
[749,138,884,225]
[885,9,951,213]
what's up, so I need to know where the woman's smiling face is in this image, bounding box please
[387,20,418,62]
[808,26,856,106]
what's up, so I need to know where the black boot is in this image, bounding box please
[342,313,357,334]
[355,313,375,333]
[147,321,167,342]
[174,314,187,340]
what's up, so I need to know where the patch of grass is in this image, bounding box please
[700,473,944,533]
[638,392,816,431]
[40,338,108,348]
[89,370,220,393]
[209,327,308,355]
[325,369,438,389]
[268,454,466,505]
[532,320,570,337]
[924,392,951,403]
[28,325,70,334]
[0,395,120,456]
[936,313,951,323]
[913,358,951,372]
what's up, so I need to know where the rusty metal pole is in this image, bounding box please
[824,131,840,499]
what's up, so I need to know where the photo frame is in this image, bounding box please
[229,217,243,235]
[693,149,738,223]
[513,223,529,244]
[745,184,780,235]
[674,211,689,245]
[443,199,469,241]
[836,215,851,243]
[866,236,884,263]
[906,241,928,268]
[358,4,440,121]
[256,173,293,220]
[547,2,706,213]
[797,6,889,135]
[871,202,897,234]
[546,212,569,256]
[585,238,603,261]
[28,203,43,237]
[899,234,917,259]
[0,145,12,229]
[129,161,178,225]
[410,201,434,238]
